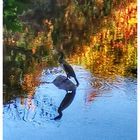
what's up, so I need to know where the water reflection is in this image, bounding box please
[52,75,77,120]
[3,66,137,140]
[84,74,137,105]
[3,41,56,104]
[3,69,78,122]
[3,66,136,124]
[67,1,137,78]
[3,94,57,123]
[3,1,137,126]
[3,1,137,106]
[3,1,137,139]
[68,42,136,78]
[3,55,49,105]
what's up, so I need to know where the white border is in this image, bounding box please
[0,1,138,140]
[0,0,3,140]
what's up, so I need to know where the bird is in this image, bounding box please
[52,75,77,120]
[52,75,76,91]
[41,75,77,120]
[58,51,79,86]
[53,89,76,120]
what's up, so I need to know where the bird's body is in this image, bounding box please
[52,75,76,120]
[41,75,76,120]
[54,89,76,120]
[53,75,76,91]
[58,51,79,86]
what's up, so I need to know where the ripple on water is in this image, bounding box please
[3,94,58,125]
[3,66,137,128]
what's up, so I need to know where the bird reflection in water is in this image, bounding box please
[52,75,77,120]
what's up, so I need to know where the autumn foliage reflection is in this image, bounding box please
[69,1,137,78]
[19,63,47,108]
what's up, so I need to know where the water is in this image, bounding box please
[3,0,137,139]
[3,66,137,140]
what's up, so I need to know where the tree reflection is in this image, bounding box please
[68,1,137,78]
[3,0,137,106]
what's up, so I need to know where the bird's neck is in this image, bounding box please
[58,52,65,63]
[59,52,64,60]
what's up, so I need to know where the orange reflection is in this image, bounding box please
[21,63,47,107]
[69,1,137,78]
[87,91,98,103]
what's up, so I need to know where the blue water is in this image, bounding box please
[3,66,137,140]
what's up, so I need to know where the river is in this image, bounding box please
[3,64,137,140]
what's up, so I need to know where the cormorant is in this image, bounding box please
[52,75,77,120]
[54,89,76,120]
[58,51,79,86]
[41,74,77,120]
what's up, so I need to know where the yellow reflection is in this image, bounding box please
[69,1,137,78]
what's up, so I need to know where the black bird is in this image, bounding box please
[52,75,77,120]
[42,75,77,120]
[58,51,79,86]
[54,90,76,120]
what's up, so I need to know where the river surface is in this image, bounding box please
[3,65,137,140]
